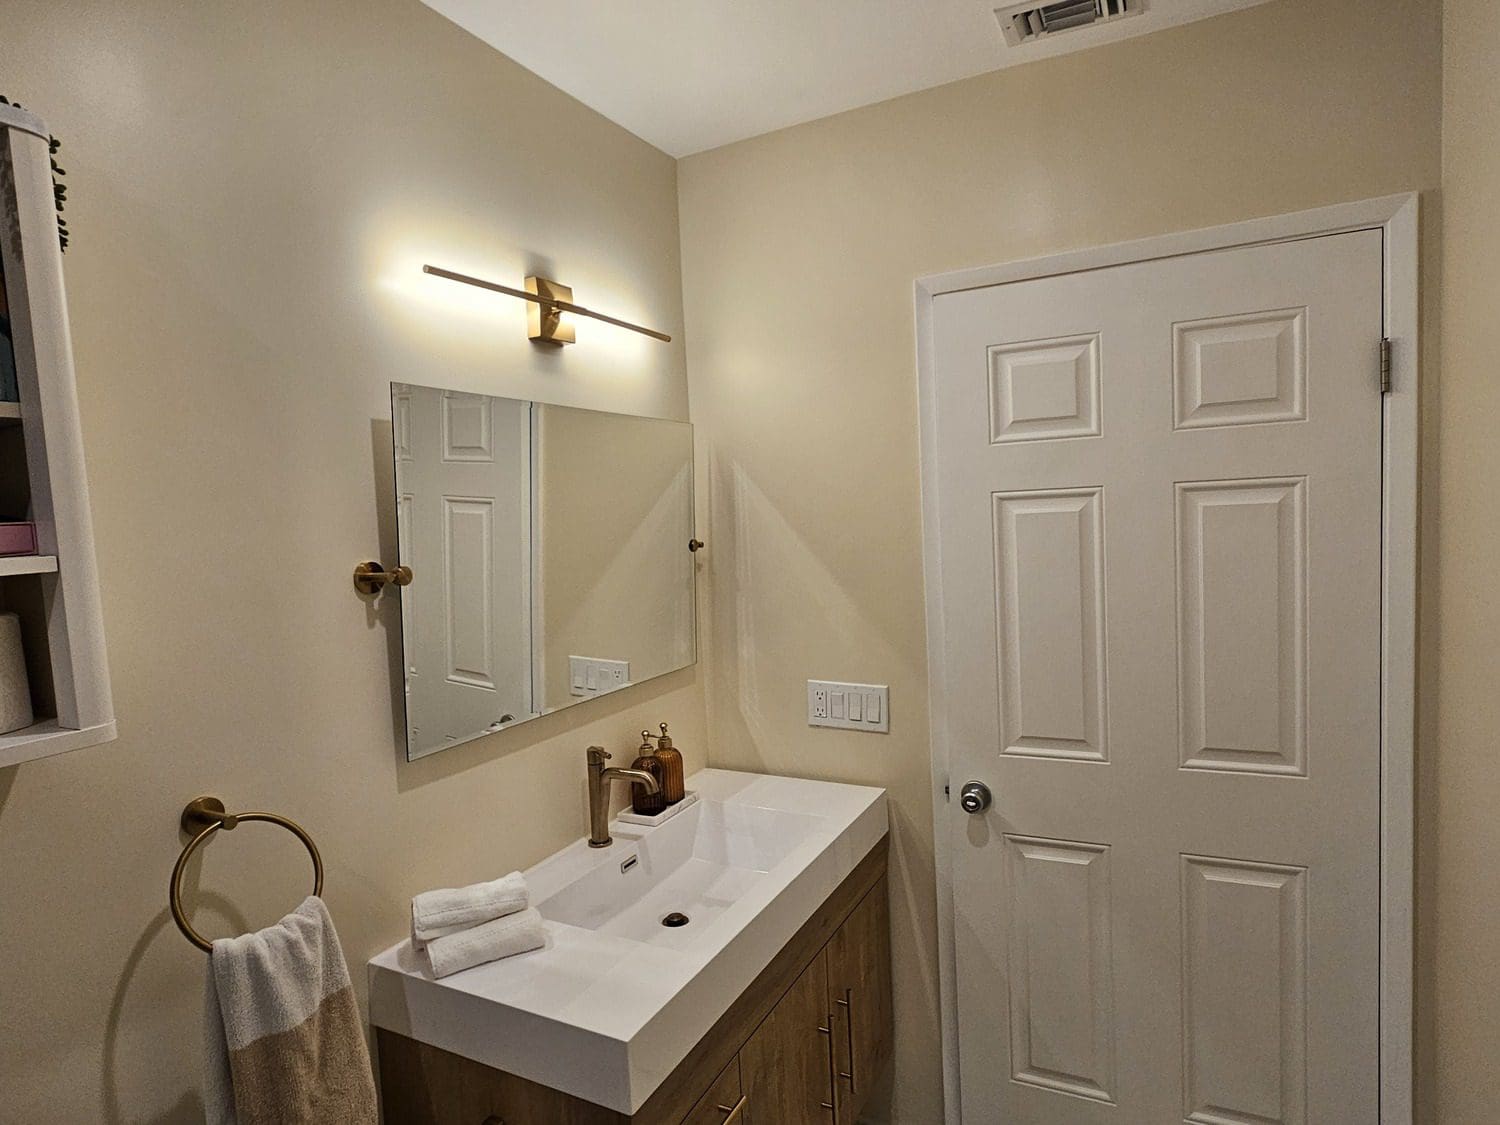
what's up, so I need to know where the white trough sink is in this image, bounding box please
[368,769,888,1114]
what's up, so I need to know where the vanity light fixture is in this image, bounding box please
[422,264,672,346]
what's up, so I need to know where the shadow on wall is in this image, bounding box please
[102,891,247,1125]
[705,444,944,1123]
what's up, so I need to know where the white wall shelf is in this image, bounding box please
[0,102,116,766]
[0,554,58,577]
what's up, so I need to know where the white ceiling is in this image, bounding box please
[423,0,1274,157]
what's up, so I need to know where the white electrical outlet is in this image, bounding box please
[570,656,630,697]
[807,680,889,732]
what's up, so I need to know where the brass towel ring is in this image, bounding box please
[170,796,323,953]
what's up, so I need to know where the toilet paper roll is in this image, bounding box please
[0,611,33,734]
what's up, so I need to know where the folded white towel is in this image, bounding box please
[425,908,546,978]
[410,871,528,946]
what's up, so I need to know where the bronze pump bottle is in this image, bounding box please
[653,722,685,805]
[630,732,667,816]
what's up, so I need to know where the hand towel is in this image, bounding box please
[410,870,528,946]
[425,907,546,979]
[203,896,377,1125]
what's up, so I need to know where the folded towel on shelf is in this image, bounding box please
[410,870,529,947]
[203,896,377,1125]
[425,907,546,979]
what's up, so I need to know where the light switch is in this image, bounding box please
[570,656,632,697]
[807,680,889,733]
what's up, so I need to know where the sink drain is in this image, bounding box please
[661,912,690,928]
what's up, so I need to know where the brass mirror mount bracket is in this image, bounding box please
[526,276,576,346]
[353,561,414,596]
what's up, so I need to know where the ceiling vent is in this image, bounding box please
[993,0,1145,46]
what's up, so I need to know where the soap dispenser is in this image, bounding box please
[652,722,685,805]
[629,732,668,816]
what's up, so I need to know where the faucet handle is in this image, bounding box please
[587,746,611,766]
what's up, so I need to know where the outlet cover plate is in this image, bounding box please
[807,680,889,733]
[570,656,630,697]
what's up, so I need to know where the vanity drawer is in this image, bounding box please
[682,1056,743,1124]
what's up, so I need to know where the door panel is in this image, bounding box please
[1003,835,1114,1105]
[825,883,893,1125]
[992,487,1108,761]
[931,229,1384,1122]
[682,1055,743,1125]
[1181,855,1307,1125]
[740,955,834,1125]
[1176,477,1306,775]
[401,389,532,749]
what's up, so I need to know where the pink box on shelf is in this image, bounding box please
[0,522,38,556]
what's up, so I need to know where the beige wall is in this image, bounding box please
[0,2,705,1122]
[0,0,1478,1121]
[1433,2,1500,1121]
[679,0,1442,1119]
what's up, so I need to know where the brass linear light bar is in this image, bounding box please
[423,264,672,345]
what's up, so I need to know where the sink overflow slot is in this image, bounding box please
[662,912,690,928]
[620,855,638,874]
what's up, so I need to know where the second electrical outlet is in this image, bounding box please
[807,680,890,733]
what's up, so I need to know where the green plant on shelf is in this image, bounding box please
[0,95,67,252]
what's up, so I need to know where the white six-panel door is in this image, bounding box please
[930,230,1384,1123]
[397,387,532,752]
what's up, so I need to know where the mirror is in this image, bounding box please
[390,383,696,759]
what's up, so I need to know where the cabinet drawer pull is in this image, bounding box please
[839,987,856,1093]
[716,1095,747,1123]
[819,1015,837,1116]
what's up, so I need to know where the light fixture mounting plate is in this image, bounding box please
[526,276,576,345]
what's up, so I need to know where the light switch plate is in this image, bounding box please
[570,656,630,697]
[807,680,889,733]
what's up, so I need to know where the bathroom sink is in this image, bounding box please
[368,769,886,1114]
[535,798,821,947]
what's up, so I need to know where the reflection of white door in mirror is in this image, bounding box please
[391,383,697,761]
[396,388,532,757]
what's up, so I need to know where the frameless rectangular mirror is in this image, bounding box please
[391,383,696,760]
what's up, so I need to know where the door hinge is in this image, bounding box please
[1379,337,1392,394]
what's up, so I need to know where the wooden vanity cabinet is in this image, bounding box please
[376,836,892,1125]
[739,954,836,1123]
[825,874,893,1125]
[681,1057,743,1125]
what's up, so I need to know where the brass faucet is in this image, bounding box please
[586,746,660,848]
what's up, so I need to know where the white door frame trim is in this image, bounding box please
[914,193,1419,1124]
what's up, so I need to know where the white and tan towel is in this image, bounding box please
[410,870,528,946]
[203,896,376,1125]
[425,906,546,979]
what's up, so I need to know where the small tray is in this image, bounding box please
[617,789,699,827]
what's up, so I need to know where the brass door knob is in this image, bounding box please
[353,561,413,595]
